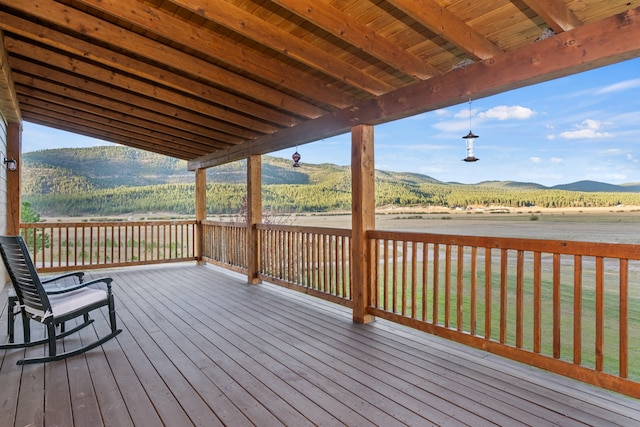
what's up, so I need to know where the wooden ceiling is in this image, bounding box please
[1,0,639,170]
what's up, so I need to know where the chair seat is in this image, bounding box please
[26,288,108,319]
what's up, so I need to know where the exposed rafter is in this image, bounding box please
[522,0,583,32]
[387,0,503,59]
[270,0,441,80]
[0,0,636,164]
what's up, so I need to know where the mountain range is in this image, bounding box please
[22,146,640,194]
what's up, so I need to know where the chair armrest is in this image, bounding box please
[41,271,85,284]
[45,277,113,294]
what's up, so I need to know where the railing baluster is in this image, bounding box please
[553,253,561,359]
[500,249,508,344]
[516,250,524,348]
[620,258,628,378]
[574,255,583,365]
[485,247,492,341]
[445,244,451,328]
[457,245,463,331]
[596,256,604,371]
[533,251,542,353]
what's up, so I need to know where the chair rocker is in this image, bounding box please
[0,235,122,365]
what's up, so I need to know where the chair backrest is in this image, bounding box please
[0,235,52,320]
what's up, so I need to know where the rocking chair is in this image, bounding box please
[0,235,122,365]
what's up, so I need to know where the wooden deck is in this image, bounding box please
[1,263,638,426]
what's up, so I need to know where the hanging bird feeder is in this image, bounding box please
[462,131,479,162]
[292,150,301,167]
[462,98,479,162]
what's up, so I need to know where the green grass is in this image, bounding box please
[374,248,640,381]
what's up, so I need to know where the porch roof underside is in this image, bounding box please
[1,1,640,169]
[1,263,638,426]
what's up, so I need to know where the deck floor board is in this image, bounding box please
[1,263,639,426]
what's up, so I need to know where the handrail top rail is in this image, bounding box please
[20,219,197,228]
[370,229,640,259]
[256,223,352,237]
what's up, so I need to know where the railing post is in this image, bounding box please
[351,124,375,324]
[247,155,262,284]
[195,168,206,264]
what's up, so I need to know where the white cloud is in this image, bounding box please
[558,119,613,139]
[596,78,640,94]
[600,148,624,156]
[550,157,563,163]
[529,157,541,163]
[454,108,477,119]
[478,105,535,120]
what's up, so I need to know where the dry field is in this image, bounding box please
[289,206,640,244]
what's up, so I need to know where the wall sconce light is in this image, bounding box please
[4,157,17,171]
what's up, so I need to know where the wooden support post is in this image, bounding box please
[6,121,21,236]
[351,124,375,324]
[194,168,206,264]
[247,155,262,284]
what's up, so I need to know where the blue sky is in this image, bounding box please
[23,57,640,187]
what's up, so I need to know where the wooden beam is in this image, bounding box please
[10,60,262,141]
[5,37,279,135]
[522,0,583,33]
[0,31,20,123]
[20,103,208,157]
[246,155,262,285]
[21,114,195,160]
[351,124,375,324]
[62,0,358,107]
[5,122,21,235]
[195,168,206,264]
[14,79,242,147]
[387,0,503,59]
[189,6,640,169]
[166,0,394,95]
[0,11,314,125]
[265,0,440,80]
[17,94,233,151]
[0,0,341,114]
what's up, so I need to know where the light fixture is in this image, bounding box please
[292,149,301,167]
[4,157,17,171]
[462,98,479,162]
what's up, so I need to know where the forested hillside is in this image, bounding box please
[21,146,640,217]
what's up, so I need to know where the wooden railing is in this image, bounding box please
[257,224,352,307]
[22,218,640,396]
[20,220,197,272]
[201,220,248,273]
[368,230,640,398]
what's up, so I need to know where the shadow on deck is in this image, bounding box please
[1,263,638,426]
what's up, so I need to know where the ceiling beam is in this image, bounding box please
[0,12,302,128]
[68,0,365,105]
[18,95,230,152]
[189,6,640,169]
[251,0,440,80]
[14,80,241,148]
[22,114,198,160]
[21,103,209,158]
[168,0,395,95]
[10,58,263,141]
[6,37,280,135]
[0,0,348,112]
[522,0,583,33]
[386,0,503,59]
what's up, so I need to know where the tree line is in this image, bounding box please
[22,181,640,217]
